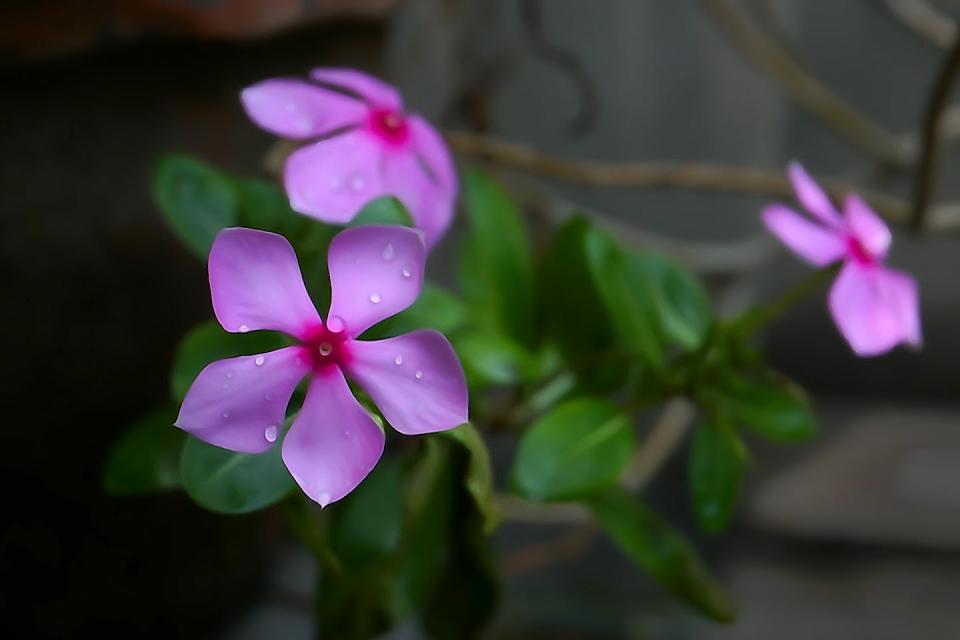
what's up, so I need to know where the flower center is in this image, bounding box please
[302,322,351,372]
[846,234,876,266]
[368,108,410,146]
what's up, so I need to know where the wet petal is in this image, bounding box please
[310,68,402,110]
[282,367,385,507]
[209,228,321,339]
[345,330,468,435]
[326,225,426,337]
[240,78,366,139]
[844,194,891,259]
[828,261,922,357]
[175,346,310,453]
[382,117,458,247]
[762,204,846,266]
[788,162,842,227]
[284,131,386,223]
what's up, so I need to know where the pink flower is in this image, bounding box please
[175,225,469,506]
[241,68,457,248]
[762,162,921,357]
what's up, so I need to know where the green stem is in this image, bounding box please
[726,265,838,337]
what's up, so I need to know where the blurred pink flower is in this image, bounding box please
[175,225,468,506]
[241,68,457,247]
[762,162,921,357]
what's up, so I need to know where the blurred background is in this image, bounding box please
[3,0,960,638]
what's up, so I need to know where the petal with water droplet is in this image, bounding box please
[282,368,385,507]
[176,346,310,453]
[241,78,367,139]
[344,330,467,435]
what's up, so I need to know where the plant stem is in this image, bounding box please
[727,265,839,337]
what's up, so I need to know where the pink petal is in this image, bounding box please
[309,68,402,110]
[209,228,321,339]
[240,78,367,139]
[326,225,426,337]
[762,204,846,267]
[381,116,458,247]
[175,346,310,453]
[282,367,385,507]
[283,131,386,223]
[844,194,891,259]
[345,330,468,435]
[828,261,922,357]
[788,162,842,227]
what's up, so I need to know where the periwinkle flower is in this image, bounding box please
[762,162,921,357]
[241,68,457,247]
[175,225,468,506]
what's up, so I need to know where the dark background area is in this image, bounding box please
[3,1,960,638]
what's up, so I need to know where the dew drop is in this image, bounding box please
[225,371,234,379]
[318,342,333,356]
[401,265,412,278]
[264,425,278,442]
[394,354,403,365]
[415,370,423,380]
[238,324,249,333]
[369,292,381,304]
[222,410,231,419]
[343,429,351,436]
[264,393,273,401]
[351,176,365,192]
[255,356,265,366]
[327,315,345,333]
[381,243,395,261]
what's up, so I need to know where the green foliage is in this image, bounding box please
[179,435,295,514]
[511,398,633,501]
[462,170,536,346]
[232,176,308,238]
[439,423,499,532]
[331,459,405,568]
[629,252,712,351]
[702,371,816,442]
[688,419,745,533]
[588,488,736,622]
[102,406,184,495]
[170,320,287,401]
[154,154,237,259]
[350,196,415,227]
[452,331,539,387]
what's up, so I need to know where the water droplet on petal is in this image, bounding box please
[255,356,265,366]
[318,342,333,357]
[401,265,412,278]
[415,370,423,380]
[329,176,342,189]
[394,355,403,365]
[264,425,278,442]
[327,315,345,333]
[382,243,395,261]
[351,176,365,192]
[343,429,351,436]
[264,393,272,401]
[238,325,249,333]
[369,292,381,304]
[317,492,331,507]
[222,410,231,419]
[225,371,234,379]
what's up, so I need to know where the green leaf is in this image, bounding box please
[170,321,287,401]
[154,154,237,258]
[102,406,184,495]
[511,398,633,502]
[629,252,712,351]
[350,196,415,227]
[588,488,736,622]
[233,176,307,238]
[363,285,466,339]
[688,420,744,533]
[462,170,535,345]
[704,372,816,442]
[331,458,404,568]
[180,435,295,514]
[439,423,499,533]
[453,331,538,387]
[585,227,665,370]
